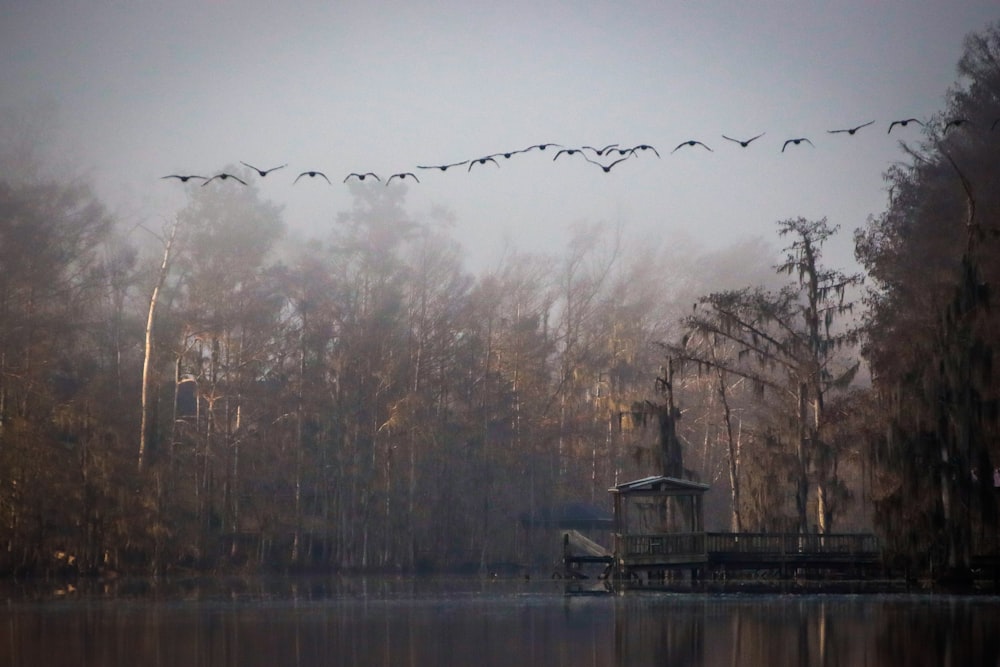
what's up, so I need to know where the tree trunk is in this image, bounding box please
[139,219,180,471]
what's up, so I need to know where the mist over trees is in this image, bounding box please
[1,23,998,580]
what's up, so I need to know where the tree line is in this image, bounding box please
[0,24,997,580]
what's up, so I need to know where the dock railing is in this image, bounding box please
[706,532,879,555]
[620,532,706,558]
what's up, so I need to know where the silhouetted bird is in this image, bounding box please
[487,149,526,160]
[293,170,331,184]
[582,144,619,156]
[828,120,875,135]
[161,174,206,183]
[417,160,469,171]
[621,144,661,158]
[671,140,713,154]
[240,162,287,177]
[585,156,631,172]
[202,173,247,186]
[343,172,380,183]
[521,143,563,152]
[386,172,419,184]
[722,133,765,147]
[552,148,586,161]
[943,118,971,132]
[781,138,814,152]
[888,118,923,134]
[468,156,499,171]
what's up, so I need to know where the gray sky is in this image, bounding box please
[2,1,996,273]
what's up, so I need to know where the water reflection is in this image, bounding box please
[1,577,998,666]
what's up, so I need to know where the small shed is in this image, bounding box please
[610,475,709,576]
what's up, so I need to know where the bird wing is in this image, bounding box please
[240,161,261,173]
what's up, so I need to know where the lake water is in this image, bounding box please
[2,576,999,666]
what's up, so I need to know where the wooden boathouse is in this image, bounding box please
[610,475,709,578]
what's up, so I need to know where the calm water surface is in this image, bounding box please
[2,576,998,666]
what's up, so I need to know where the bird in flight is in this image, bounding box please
[161,174,206,183]
[585,156,631,173]
[293,170,331,184]
[343,172,380,183]
[887,118,923,134]
[417,160,469,172]
[828,120,875,135]
[781,138,814,152]
[781,137,816,153]
[582,144,619,156]
[202,173,247,186]
[240,162,287,177]
[991,118,999,131]
[671,140,713,154]
[943,118,971,132]
[722,133,765,147]
[620,144,661,158]
[521,143,563,152]
[487,149,526,160]
[468,156,500,171]
[552,148,587,161]
[386,172,419,184]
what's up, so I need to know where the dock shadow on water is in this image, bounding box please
[1,575,998,666]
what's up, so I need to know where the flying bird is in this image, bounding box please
[386,172,419,184]
[828,120,875,135]
[582,144,619,156]
[417,160,469,171]
[240,162,287,177]
[887,118,923,133]
[487,149,526,160]
[468,156,500,171]
[202,173,247,186]
[781,138,814,152]
[161,174,206,183]
[343,172,380,183]
[943,118,971,132]
[621,144,661,158]
[552,148,587,161]
[722,133,765,147]
[991,118,999,131]
[293,170,331,184]
[671,140,713,154]
[584,156,631,173]
[521,143,563,152]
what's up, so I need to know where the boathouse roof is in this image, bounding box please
[610,475,709,495]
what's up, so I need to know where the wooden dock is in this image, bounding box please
[705,532,882,576]
[572,531,884,579]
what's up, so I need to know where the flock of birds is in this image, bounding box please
[162,116,999,188]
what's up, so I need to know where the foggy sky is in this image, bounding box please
[2,0,996,273]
